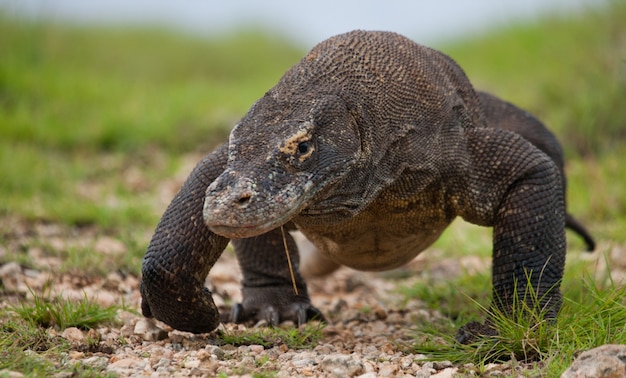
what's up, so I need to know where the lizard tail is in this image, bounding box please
[565,213,596,252]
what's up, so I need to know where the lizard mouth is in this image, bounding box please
[203,175,315,239]
[207,223,277,239]
[205,205,299,239]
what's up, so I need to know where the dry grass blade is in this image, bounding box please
[281,226,299,295]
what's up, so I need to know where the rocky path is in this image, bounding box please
[1,214,624,377]
[0,218,498,377]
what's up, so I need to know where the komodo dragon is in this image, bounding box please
[140,30,594,342]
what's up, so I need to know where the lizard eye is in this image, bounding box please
[279,130,315,165]
[297,141,310,155]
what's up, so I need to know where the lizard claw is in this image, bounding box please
[260,305,280,326]
[230,303,245,324]
[455,320,498,344]
[231,303,280,325]
[295,306,308,326]
[229,286,326,327]
[298,304,326,325]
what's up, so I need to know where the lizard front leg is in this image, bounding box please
[140,145,230,334]
[230,226,325,326]
[456,128,566,343]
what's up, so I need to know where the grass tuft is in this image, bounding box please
[411,269,626,375]
[0,286,121,376]
[10,286,121,330]
[399,267,491,322]
[220,322,324,350]
[0,317,68,375]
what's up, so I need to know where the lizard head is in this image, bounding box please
[203,93,361,239]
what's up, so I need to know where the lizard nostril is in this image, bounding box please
[235,193,252,208]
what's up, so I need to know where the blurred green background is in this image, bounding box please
[0,2,624,273]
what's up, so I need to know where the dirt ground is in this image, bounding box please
[1,152,624,377]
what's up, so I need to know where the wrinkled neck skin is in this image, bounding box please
[202,86,476,240]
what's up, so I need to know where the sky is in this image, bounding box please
[0,0,607,47]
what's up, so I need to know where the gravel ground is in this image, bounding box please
[1,212,623,377]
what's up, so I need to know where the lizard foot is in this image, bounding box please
[230,286,326,326]
[455,320,498,344]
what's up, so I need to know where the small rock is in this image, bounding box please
[417,362,436,377]
[122,274,140,292]
[291,351,318,367]
[356,373,377,378]
[68,351,85,359]
[372,305,387,320]
[152,358,171,369]
[483,362,501,374]
[399,356,414,369]
[331,299,349,313]
[189,367,211,376]
[0,262,24,293]
[91,290,117,308]
[23,270,52,291]
[562,344,626,378]
[378,362,398,377]
[323,325,341,337]
[239,356,255,369]
[321,354,364,377]
[103,272,123,290]
[249,344,265,354]
[134,318,168,341]
[341,309,362,323]
[433,360,453,370]
[196,349,210,361]
[432,367,459,378]
[362,345,379,359]
[86,328,101,343]
[206,345,226,360]
[82,356,110,370]
[0,370,24,378]
[61,327,85,343]
[107,357,147,370]
[183,357,201,369]
[380,342,396,355]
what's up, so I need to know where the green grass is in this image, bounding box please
[10,287,121,330]
[220,322,324,350]
[399,265,491,322]
[1,3,624,235]
[0,1,622,275]
[442,1,626,158]
[408,264,626,376]
[442,1,626,246]
[0,288,121,377]
[0,2,625,376]
[0,317,69,376]
[0,16,303,230]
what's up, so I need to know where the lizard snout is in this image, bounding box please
[205,176,257,213]
[202,168,311,239]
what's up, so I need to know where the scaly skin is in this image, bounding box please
[478,91,594,251]
[140,30,593,342]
